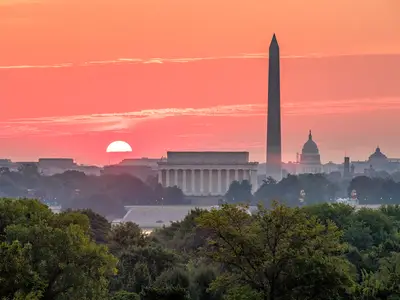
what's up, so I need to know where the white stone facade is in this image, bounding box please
[157,152,258,196]
[298,131,322,174]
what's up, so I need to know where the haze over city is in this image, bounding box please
[1,0,400,165]
[3,2,400,299]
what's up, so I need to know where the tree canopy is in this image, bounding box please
[197,202,354,300]
[2,197,400,299]
[0,198,117,300]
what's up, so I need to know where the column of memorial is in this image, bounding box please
[191,169,195,195]
[182,170,187,193]
[217,169,222,195]
[166,169,170,187]
[208,170,212,195]
[251,170,258,192]
[200,169,204,195]
[226,169,230,193]
[158,170,162,184]
[174,169,178,186]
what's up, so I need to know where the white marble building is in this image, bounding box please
[157,151,258,196]
[299,131,322,174]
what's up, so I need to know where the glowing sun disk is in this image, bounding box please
[106,141,132,153]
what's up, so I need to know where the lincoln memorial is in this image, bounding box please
[157,151,258,196]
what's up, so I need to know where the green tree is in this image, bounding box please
[225,180,253,204]
[355,253,400,299]
[0,198,53,234]
[0,240,44,299]
[188,263,221,300]
[140,286,190,300]
[76,209,111,244]
[197,202,355,300]
[298,173,336,204]
[108,221,148,253]
[352,208,395,247]
[110,291,140,300]
[218,284,262,300]
[110,245,179,294]
[380,204,400,229]
[254,176,280,207]
[302,202,355,230]
[153,267,190,290]
[163,186,186,204]
[373,253,400,296]
[0,198,117,300]
[152,208,210,254]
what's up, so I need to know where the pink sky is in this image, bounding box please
[0,0,400,165]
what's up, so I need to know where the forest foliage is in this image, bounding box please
[2,198,400,299]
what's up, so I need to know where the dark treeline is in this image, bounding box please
[3,164,400,219]
[229,173,400,206]
[1,198,400,299]
[0,165,185,218]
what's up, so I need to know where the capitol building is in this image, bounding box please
[280,130,323,175]
[298,131,322,174]
[281,135,400,176]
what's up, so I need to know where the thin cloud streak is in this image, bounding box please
[0,98,399,137]
[0,0,42,5]
[0,53,386,69]
[0,63,73,69]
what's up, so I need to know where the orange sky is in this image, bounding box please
[0,0,400,165]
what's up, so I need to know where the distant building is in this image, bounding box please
[3,158,101,176]
[343,157,350,177]
[38,158,77,175]
[0,159,12,167]
[101,165,156,181]
[323,161,339,174]
[14,161,38,172]
[351,146,400,174]
[76,165,102,176]
[118,157,160,170]
[368,147,390,170]
[282,161,299,175]
[38,158,75,169]
[299,130,322,174]
[157,151,258,197]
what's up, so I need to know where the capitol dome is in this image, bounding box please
[299,130,322,174]
[368,146,387,161]
[302,130,319,154]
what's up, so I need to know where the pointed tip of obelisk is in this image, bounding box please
[269,33,278,48]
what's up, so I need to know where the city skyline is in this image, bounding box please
[1,0,400,164]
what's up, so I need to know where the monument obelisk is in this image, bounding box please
[266,34,282,181]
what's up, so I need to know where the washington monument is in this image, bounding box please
[266,34,282,181]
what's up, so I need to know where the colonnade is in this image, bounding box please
[158,167,258,196]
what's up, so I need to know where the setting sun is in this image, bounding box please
[106,141,132,153]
